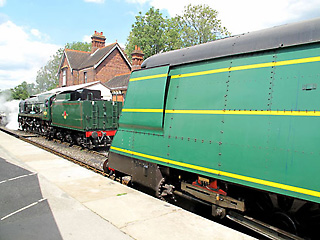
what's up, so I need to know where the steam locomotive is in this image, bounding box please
[18,89,122,149]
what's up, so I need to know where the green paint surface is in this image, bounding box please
[52,100,121,132]
[111,42,320,204]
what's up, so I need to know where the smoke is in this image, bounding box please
[0,92,20,130]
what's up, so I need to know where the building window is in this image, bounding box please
[62,69,67,86]
[84,72,87,83]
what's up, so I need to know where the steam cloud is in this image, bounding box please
[0,93,19,130]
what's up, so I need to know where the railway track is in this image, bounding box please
[0,126,112,179]
[0,126,305,240]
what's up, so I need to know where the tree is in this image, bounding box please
[163,17,183,52]
[126,5,229,59]
[35,48,63,93]
[177,4,230,47]
[10,81,30,100]
[65,41,91,52]
[125,7,172,60]
[35,41,91,93]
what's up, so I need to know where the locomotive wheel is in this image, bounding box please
[243,191,320,239]
[156,177,166,200]
[102,159,110,174]
[87,139,94,150]
[156,177,175,201]
[76,136,83,146]
[277,195,294,212]
[56,131,64,141]
[245,191,274,220]
[271,211,297,235]
[65,132,74,145]
[294,202,320,239]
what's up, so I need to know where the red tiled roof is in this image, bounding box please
[63,43,131,71]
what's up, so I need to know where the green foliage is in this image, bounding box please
[35,48,63,93]
[125,7,170,60]
[65,41,91,52]
[177,4,230,47]
[163,17,183,52]
[34,41,91,94]
[10,81,31,100]
[126,4,229,59]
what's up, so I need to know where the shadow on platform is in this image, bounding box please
[0,157,63,240]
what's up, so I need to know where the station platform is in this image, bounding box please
[0,130,255,240]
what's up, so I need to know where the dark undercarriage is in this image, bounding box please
[18,115,112,149]
[109,152,320,239]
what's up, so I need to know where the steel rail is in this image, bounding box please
[0,127,109,177]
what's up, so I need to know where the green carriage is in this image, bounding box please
[109,18,320,238]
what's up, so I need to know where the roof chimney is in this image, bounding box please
[131,45,144,71]
[91,31,106,53]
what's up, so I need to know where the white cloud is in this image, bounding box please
[31,28,41,37]
[133,0,320,35]
[0,0,6,7]
[84,0,105,3]
[0,21,61,90]
[82,34,91,43]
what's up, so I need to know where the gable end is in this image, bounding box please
[94,44,131,69]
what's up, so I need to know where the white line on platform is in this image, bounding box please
[0,172,37,184]
[1,198,46,221]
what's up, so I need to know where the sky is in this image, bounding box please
[0,0,320,90]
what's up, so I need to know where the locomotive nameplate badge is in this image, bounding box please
[62,111,68,119]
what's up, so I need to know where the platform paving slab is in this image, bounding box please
[56,176,136,203]
[0,130,256,240]
[0,132,133,240]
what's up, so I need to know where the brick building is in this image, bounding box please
[105,46,144,102]
[57,31,132,87]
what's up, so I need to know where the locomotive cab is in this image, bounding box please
[19,100,26,113]
[18,93,52,132]
[56,89,102,102]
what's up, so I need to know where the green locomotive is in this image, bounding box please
[109,18,320,238]
[19,92,54,133]
[18,89,122,148]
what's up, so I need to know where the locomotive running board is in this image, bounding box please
[227,211,304,240]
[181,182,245,212]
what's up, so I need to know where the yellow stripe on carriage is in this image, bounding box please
[130,73,168,82]
[165,109,320,117]
[127,56,320,81]
[122,109,163,113]
[121,109,320,117]
[171,56,320,79]
[110,146,320,198]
